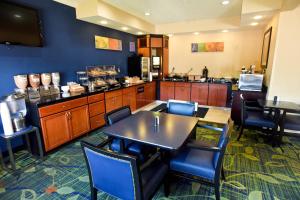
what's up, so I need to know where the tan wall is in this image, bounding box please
[267,5,300,103]
[169,29,263,78]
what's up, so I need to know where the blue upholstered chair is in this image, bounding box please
[105,106,155,161]
[169,125,229,200]
[237,94,278,141]
[167,100,198,116]
[81,140,169,200]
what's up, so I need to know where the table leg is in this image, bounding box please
[35,128,44,158]
[0,147,5,169]
[119,139,125,153]
[6,140,16,170]
[24,134,32,154]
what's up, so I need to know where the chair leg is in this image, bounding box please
[214,183,220,200]
[91,188,97,200]
[164,173,170,197]
[237,126,244,141]
[221,166,226,181]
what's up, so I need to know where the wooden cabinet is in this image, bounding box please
[41,111,71,152]
[123,87,137,111]
[160,81,174,101]
[70,105,90,139]
[40,104,90,152]
[39,97,87,118]
[208,84,228,107]
[151,37,162,48]
[191,83,209,105]
[145,82,156,105]
[88,93,105,130]
[136,82,156,109]
[105,90,123,113]
[175,82,191,101]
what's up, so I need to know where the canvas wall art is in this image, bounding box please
[95,35,122,51]
[191,42,224,52]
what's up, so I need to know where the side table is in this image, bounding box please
[0,126,44,170]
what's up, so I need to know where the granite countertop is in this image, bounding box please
[28,81,150,108]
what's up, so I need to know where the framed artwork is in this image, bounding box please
[191,42,224,52]
[129,42,135,52]
[95,35,122,51]
[261,27,272,68]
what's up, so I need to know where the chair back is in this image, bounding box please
[240,94,247,125]
[105,106,131,126]
[167,100,198,116]
[212,125,229,170]
[81,141,143,200]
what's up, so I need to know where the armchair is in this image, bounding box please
[169,125,229,200]
[237,94,278,141]
[167,100,198,116]
[81,140,169,200]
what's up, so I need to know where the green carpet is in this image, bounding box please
[1,127,300,200]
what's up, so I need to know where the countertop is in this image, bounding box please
[28,81,151,108]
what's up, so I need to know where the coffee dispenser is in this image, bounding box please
[4,93,27,132]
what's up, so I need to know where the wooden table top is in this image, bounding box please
[198,107,231,125]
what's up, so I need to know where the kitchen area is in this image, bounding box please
[0,32,266,156]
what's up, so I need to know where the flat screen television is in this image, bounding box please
[0,1,43,47]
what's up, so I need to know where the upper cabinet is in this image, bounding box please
[137,34,169,79]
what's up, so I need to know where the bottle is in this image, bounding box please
[0,102,14,135]
[202,66,208,79]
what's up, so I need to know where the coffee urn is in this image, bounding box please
[4,93,27,132]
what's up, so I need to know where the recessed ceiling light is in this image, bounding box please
[253,15,263,20]
[14,14,22,18]
[145,12,150,16]
[137,31,144,35]
[222,29,228,33]
[250,22,259,26]
[193,32,199,35]
[222,1,230,5]
[100,20,108,25]
[167,34,173,37]
[121,27,129,31]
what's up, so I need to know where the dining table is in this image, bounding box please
[102,110,199,152]
[258,99,300,144]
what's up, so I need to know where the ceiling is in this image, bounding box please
[102,0,243,24]
[54,0,300,35]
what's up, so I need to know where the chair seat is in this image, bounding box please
[284,114,300,131]
[245,111,275,128]
[170,147,215,181]
[141,159,168,200]
[188,139,217,148]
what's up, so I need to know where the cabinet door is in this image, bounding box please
[160,82,174,101]
[106,96,123,113]
[41,111,70,152]
[175,83,191,101]
[216,84,228,107]
[208,84,227,107]
[90,114,105,130]
[69,105,90,139]
[191,83,208,105]
[123,92,137,111]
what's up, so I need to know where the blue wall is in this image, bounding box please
[0,0,136,150]
[0,0,136,97]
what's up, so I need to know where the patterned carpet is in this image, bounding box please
[1,126,300,200]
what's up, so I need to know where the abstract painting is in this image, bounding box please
[191,42,224,52]
[95,35,122,51]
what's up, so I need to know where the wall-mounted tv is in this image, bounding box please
[0,1,43,47]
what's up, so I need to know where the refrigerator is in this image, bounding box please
[128,55,150,81]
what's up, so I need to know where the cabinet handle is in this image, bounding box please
[68,112,72,119]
